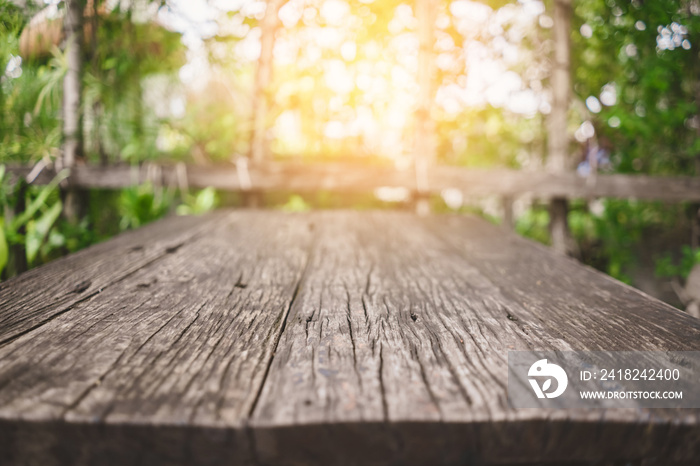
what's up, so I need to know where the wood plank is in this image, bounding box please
[7,162,700,201]
[430,166,700,201]
[250,211,700,465]
[0,213,216,347]
[426,214,700,352]
[0,210,698,465]
[0,211,313,465]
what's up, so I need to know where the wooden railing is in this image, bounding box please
[5,161,700,245]
[6,161,700,201]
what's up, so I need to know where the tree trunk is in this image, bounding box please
[547,0,574,255]
[250,0,284,162]
[62,0,86,223]
[414,0,437,216]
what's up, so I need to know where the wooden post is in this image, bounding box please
[691,82,700,248]
[243,191,263,209]
[502,196,515,230]
[692,207,699,249]
[250,0,284,163]
[549,198,570,253]
[547,0,573,255]
[413,0,437,216]
[62,0,86,223]
[692,155,700,249]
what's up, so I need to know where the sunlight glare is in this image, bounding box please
[163,0,552,159]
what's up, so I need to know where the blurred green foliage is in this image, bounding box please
[0,0,217,278]
[516,208,551,246]
[177,187,219,215]
[279,194,311,212]
[1,1,62,164]
[573,0,700,175]
[567,0,700,283]
[118,183,173,230]
[0,165,70,276]
[0,0,699,297]
[656,246,700,280]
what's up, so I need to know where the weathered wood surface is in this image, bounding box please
[0,214,212,346]
[0,210,699,465]
[7,161,700,201]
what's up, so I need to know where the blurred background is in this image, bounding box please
[1,0,700,312]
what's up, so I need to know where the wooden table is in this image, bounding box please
[0,210,698,465]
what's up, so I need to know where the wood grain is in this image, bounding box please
[427,214,700,352]
[0,211,313,465]
[0,210,698,465]
[250,212,700,465]
[0,213,216,347]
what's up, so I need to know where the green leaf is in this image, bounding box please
[102,57,118,70]
[176,188,218,215]
[26,201,62,264]
[194,187,217,213]
[10,170,68,232]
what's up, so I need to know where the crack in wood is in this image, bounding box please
[0,214,221,349]
[246,231,315,421]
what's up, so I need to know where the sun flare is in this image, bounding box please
[156,0,548,162]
